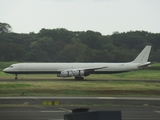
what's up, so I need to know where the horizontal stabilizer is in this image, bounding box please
[138,62,152,68]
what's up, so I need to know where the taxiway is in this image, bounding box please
[0,97,160,120]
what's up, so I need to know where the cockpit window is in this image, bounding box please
[9,66,13,68]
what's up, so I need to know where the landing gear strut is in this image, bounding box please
[75,76,84,80]
[15,74,18,80]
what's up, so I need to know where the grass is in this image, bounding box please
[0,83,31,88]
[0,81,160,96]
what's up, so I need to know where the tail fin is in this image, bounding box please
[132,45,151,63]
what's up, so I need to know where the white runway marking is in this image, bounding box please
[48,119,63,120]
[59,108,72,112]
[23,102,29,105]
[155,111,160,113]
[41,111,65,112]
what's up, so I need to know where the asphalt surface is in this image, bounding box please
[1,106,160,120]
[1,96,160,106]
[0,97,160,120]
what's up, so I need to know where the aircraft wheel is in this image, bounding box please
[75,76,84,80]
[15,74,18,80]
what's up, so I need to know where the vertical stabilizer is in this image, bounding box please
[132,45,151,63]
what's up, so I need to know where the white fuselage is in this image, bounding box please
[3,62,139,74]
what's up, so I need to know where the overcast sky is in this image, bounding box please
[1,0,160,35]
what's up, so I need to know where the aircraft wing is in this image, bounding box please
[59,66,108,72]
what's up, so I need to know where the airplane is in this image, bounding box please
[3,45,152,80]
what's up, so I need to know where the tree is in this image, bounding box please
[79,30,103,50]
[0,22,12,34]
[54,41,88,62]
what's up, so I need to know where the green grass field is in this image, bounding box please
[0,81,160,96]
[0,62,160,96]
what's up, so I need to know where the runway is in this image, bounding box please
[0,97,160,120]
[1,96,160,106]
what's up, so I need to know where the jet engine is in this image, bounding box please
[72,70,85,76]
[57,71,73,77]
[57,70,89,77]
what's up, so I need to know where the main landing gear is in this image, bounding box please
[75,76,84,80]
[15,74,18,80]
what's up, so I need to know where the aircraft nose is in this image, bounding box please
[3,68,8,73]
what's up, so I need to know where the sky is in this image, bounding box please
[0,0,160,35]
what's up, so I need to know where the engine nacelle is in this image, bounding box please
[57,70,90,77]
[72,70,85,76]
[57,71,73,77]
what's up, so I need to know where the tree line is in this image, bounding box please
[0,27,160,62]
